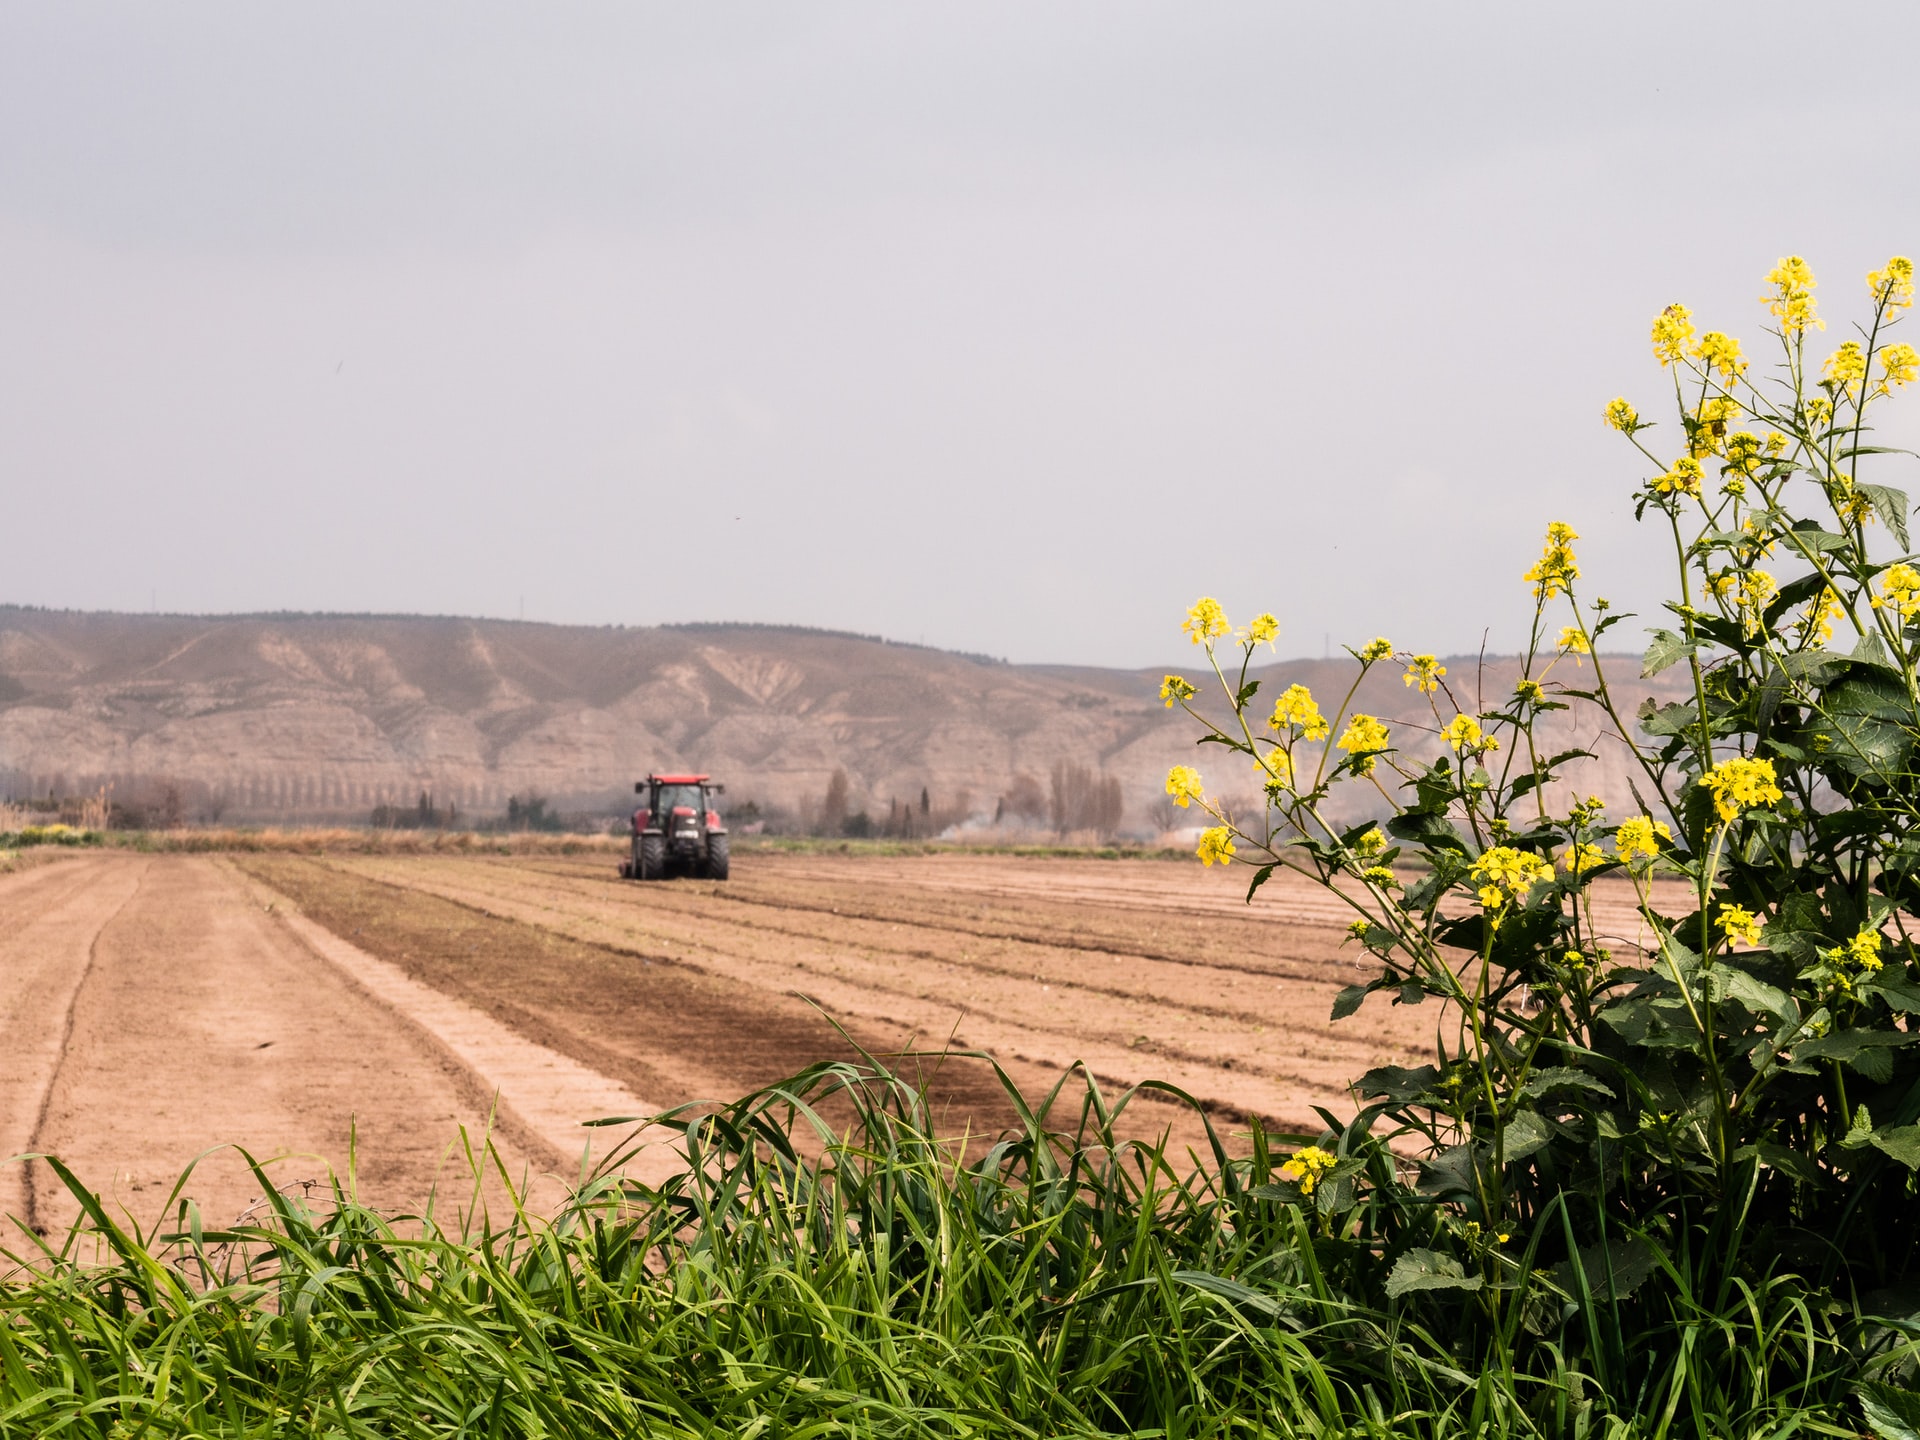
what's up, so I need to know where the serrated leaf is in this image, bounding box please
[1642,628,1694,678]
[1862,484,1913,551]
[1859,1382,1920,1440]
[1871,1125,1920,1169]
[1244,863,1276,903]
[1520,1066,1616,1101]
[1550,1235,1661,1300]
[1331,984,1368,1021]
[1863,979,1920,1013]
[1499,1109,1553,1162]
[1356,1064,1440,1101]
[1385,1248,1483,1299]
[1234,679,1262,707]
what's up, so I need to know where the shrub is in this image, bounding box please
[1163,255,1920,1425]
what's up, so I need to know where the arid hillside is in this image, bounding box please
[0,608,1683,830]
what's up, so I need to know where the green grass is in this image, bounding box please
[0,1056,1898,1437]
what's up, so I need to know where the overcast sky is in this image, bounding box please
[5,4,1920,667]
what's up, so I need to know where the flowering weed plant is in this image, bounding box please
[1167,256,1920,1428]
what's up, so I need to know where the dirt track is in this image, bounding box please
[4,846,1677,1241]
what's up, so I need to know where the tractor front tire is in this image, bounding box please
[639,834,665,881]
[705,832,730,881]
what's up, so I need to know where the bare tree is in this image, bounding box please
[821,768,849,836]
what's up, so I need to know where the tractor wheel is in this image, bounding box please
[705,832,730,881]
[639,834,665,881]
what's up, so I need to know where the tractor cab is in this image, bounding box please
[622,773,729,881]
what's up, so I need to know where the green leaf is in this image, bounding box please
[1520,1067,1616,1101]
[1550,1235,1661,1300]
[1794,1030,1918,1080]
[1863,979,1920,1013]
[1385,1248,1483,1299]
[1170,1270,1285,1318]
[1356,1064,1440,1101]
[1234,679,1262,708]
[1244,863,1276,903]
[1870,1125,1920,1169]
[1499,1110,1553,1162]
[1704,966,1794,1024]
[1862,484,1913,551]
[1331,984,1368,1021]
[1858,1381,1920,1440]
[1786,520,1852,554]
[1642,628,1694,678]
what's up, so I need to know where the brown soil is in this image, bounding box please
[0,854,550,1249]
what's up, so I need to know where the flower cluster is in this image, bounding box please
[1824,340,1867,397]
[1471,845,1554,910]
[1883,342,1920,393]
[1523,522,1580,602]
[1615,815,1671,864]
[1358,637,1394,662]
[1336,714,1390,774]
[1872,562,1920,620]
[1183,597,1230,645]
[1404,654,1446,692]
[1268,683,1329,740]
[1159,674,1196,708]
[1196,825,1235,867]
[1654,456,1705,498]
[1651,303,1696,366]
[1165,766,1204,809]
[1443,713,1496,755]
[1604,397,1638,431]
[1763,255,1821,336]
[1278,1144,1337,1195]
[1697,330,1746,383]
[1702,755,1784,823]
[1869,255,1914,312]
[1561,841,1606,878]
[1719,904,1764,947]
[1246,612,1280,645]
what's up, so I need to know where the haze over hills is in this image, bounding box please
[0,608,1684,833]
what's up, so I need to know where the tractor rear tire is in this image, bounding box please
[705,832,730,880]
[639,834,665,881]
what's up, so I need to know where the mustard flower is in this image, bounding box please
[1824,340,1867,396]
[1872,562,1920,621]
[1196,825,1236,867]
[1246,611,1280,645]
[1165,765,1205,809]
[1763,256,1822,336]
[1696,331,1746,383]
[1717,904,1764,947]
[1702,755,1783,823]
[1651,302,1696,366]
[1604,397,1639,431]
[1848,928,1885,975]
[1358,637,1393,662]
[1354,827,1387,858]
[1443,713,1492,754]
[1799,585,1843,647]
[1183,597,1230,645]
[1723,431,1762,492]
[1279,1144,1337,1195]
[1256,747,1292,788]
[1869,256,1914,312]
[1268,683,1329,740]
[1654,456,1705,497]
[1471,845,1554,909]
[1764,431,1787,457]
[1525,521,1580,601]
[1362,865,1396,885]
[1562,841,1607,877]
[1880,342,1919,392]
[1336,714,1391,774]
[1614,814,1672,864]
[1159,674,1196,708]
[1404,654,1447,692]
[1690,395,1741,457]
[1513,678,1546,705]
[1557,627,1591,655]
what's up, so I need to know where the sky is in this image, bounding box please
[5,3,1920,668]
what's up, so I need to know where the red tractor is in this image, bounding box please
[621,773,729,881]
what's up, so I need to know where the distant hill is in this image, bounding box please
[0,608,1684,832]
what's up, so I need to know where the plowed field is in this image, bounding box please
[3,847,1676,1245]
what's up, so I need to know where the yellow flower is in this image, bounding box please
[1869,256,1914,312]
[1871,562,1920,621]
[1651,302,1696,366]
[1702,755,1783,823]
[1256,747,1292,788]
[1524,521,1580,601]
[1404,654,1447,692]
[1799,585,1843,647]
[1183,597,1230,645]
[1614,814,1672,864]
[1358,637,1393,662]
[1470,845,1554,908]
[1354,827,1387,858]
[1764,431,1787,457]
[1562,841,1607,878]
[1763,256,1822,337]
[1880,342,1919,392]
[1165,765,1205,809]
[1196,825,1236,867]
[1653,456,1705,497]
[1513,678,1546,705]
[1442,713,1493,754]
[1159,674,1196,708]
[1362,865,1396,885]
[1690,395,1741,458]
[1719,904,1764,947]
[1246,612,1280,645]
[1604,397,1639,431]
[1696,331,1746,383]
[1336,714,1391,774]
[1268,683,1329,740]
[1722,431,1762,493]
[1557,627,1591,655]
[1847,928,1885,975]
[1824,340,1867,396]
[1278,1144,1337,1195]
[1806,394,1834,429]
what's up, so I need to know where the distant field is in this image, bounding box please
[1,846,1670,1244]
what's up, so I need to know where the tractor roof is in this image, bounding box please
[648,773,711,784]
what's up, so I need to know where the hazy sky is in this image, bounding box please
[6,4,1920,667]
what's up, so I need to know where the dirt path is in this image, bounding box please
[3,856,582,1247]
